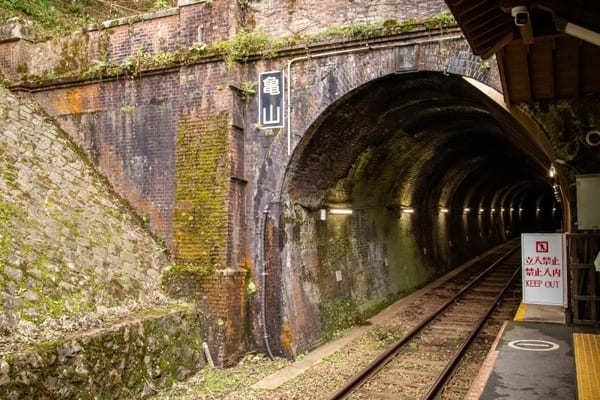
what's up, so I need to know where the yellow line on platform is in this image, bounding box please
[513,302,527,321]
[574,333,600,400]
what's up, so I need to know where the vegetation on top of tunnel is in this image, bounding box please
[13,11,457,85]
[0,0,176,41]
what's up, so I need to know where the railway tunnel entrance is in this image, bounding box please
[265,71,562,357]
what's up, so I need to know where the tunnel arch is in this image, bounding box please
[265,71,561,357]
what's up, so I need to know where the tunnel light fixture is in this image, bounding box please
[479,208,485,213]
[440,207,449,214]
[553,207,557,212]
[491,208,496,213]
[536,208,541,212]
[402,207,415,214]
[501,208,505,212]
[329,208,353,215]
[510,207,515,212]
[463,207,471,214]
[519,208,524,212]
[549,164,556,178]
[320,208,327,221]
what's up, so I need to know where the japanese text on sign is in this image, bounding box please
[258,71,284,129]
[521,233,566,306]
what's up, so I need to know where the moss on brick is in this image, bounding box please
[53,35,91,77]
[319,299,357,339]
[0,199,15,262]
[16,12,458,85]
[174,111,230,267]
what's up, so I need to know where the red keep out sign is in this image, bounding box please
[521,233,566,306]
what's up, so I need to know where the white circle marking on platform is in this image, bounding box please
[508,339,560,351]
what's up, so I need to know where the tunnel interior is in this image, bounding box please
[271,72,562,357]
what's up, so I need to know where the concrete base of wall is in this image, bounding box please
[0,306,206,400]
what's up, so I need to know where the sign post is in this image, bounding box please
[521,233,567,306]
[258,71,284,129]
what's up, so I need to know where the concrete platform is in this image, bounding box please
[514,302,566,324]
[472,319,600,400]
[479,321,577,400]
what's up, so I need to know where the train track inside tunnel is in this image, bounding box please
[327,243,522,400]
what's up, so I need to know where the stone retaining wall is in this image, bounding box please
[0,85,172,353]
[0,306,205,400]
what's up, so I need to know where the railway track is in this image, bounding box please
[328,243,522,400]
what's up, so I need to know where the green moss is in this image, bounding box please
[161,264,215,285]
[423,12,456,29]
[0,199,15,262]
[210,28,272,67]
[319,299,357,339]
[53,36,90,77]
[15,64,28,74]
[174,112,229,266]
[0,0,172,41]
[246,281,257,295]
[22,13,458,85]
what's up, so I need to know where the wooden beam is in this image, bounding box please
[453,0,494,17]
[481,31,514,59]
[462,11,507,33]
[525,44,534,103]
[497,0,536,7]
[575,39,581,98]
[551,38,556,100]
[461,6,499,26]
[496,48,512,106]
[470,20,513,43]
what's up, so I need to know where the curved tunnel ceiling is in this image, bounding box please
[283,71,556,222]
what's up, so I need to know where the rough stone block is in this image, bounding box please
[0,307,205,399]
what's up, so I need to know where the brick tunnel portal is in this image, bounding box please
[265,71,562,357]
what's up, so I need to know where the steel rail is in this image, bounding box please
[327,244,520,400]
[422,259,521,399]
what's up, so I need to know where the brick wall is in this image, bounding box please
[162,267,248,366]
[94,13,181,64]
[0,1,235,81]
[30,74,179,244]
[179,0,236,48]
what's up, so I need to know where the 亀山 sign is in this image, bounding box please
[521,233,566,306]
[258,70,284,129]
